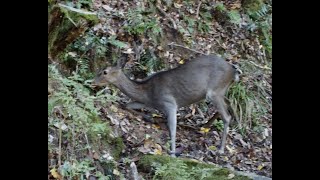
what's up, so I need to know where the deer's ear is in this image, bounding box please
[117,54,128,68]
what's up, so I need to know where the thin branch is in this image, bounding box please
[196,1,202,20]
[168,42,207,55]
[249,61,271,70]
[156,5,177,29]
[58,122,62,167]
[58,3,96,15]
[196,107,205,119]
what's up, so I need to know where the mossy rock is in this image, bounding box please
[48,3,98,59]
[138,155,251,180]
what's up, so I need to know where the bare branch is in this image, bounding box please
[156,5,177,29]
[168,42,207,55]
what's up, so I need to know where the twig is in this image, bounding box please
[66,15,78,27]
[58,122,62,167]
[196,107,205,119]
[156,5,177,29]
[248,61,271,70]
[58,3,96,15]
[168,42,207,55]
[177,123,198,130]
[196,1,202,20]
[84,133,92,155]
[192,0,202,38]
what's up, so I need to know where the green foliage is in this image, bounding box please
[62,30,127,78]
[183,16,196,34]
[139,155,250,180]
[108,36,128,49]
[227,63,271,135]
[213,120,224,132]
[60,159,112,180]
[215,2,226,12]
[48,65,120,179]
[137,49,165,74]
[197,8,213,34]
[228,10,241,25]
[152,159,190,180]
[48,65,115,135]
[125,8,162,36]
[244,0,272,57]
[214,3,241,25]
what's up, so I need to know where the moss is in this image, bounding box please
[59,5,98,24]
[109,137,125,160]
[48,4,98,59]
[138,155,251,180]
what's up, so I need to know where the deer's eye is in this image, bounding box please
[103,70,108,75]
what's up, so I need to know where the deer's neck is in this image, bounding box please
[114,73,150,104]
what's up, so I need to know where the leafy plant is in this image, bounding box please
[149,157,248,180]
[125,8,162,36]
[215,2,226,12]
[213,120,224,132]
[227,63,271,135]
[60,159,112,180]
[134,49,165,75]
[48,65,120,179]
[62,30,127,78]
[244,0,272,57]
[228,10,241,25]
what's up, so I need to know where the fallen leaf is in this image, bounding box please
[191,106,195,115]
[53,122,68,131]
[110,105,118,112]
[102,5,114,11]
[226,145,236,154]
[208,145,217,151]
[188,9,195,14]
[200,127,210,134]
[174,3,183,8]
[93,152,99,160]
[122,48,134,54]
[152,113,162,118]
[228,173,235,179]
[50,168,62,179]
[102,153,114,161]
[107,115,119,125]
[257,164,264,170]
[68,52,77,57]
[113,169,120,176]
[48,135,54,143]
[137,146,150,154]
[152,124,160,129]
[164,51,170,57]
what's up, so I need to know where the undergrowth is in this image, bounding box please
[48,65,122,179]
[139,155,250,180]
[227,61,271,136]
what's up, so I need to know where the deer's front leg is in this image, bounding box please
[163,104,177,157]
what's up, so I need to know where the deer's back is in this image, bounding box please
[144,55,235,108]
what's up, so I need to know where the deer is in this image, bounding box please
[91,54,240,156]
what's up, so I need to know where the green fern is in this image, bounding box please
[228,10,241,24]
[125,8,162,36]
